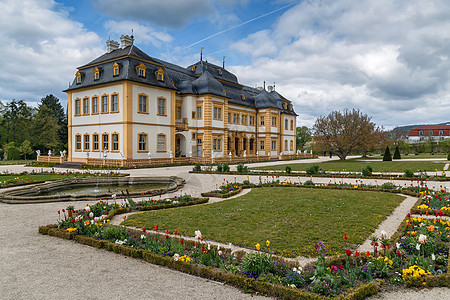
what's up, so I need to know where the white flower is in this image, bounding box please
[195,230,202,240]
[75,217,79,222]
[217,245,220,250]
[94,217,99,222]
[416,243,421,251]
[380,230,387,239]
[218,251,223,256]
[173,254,180,261]
[89,212,94,218]
[418,234,427,244]
[396,242,401,249]
[115,239,126,245]
[140,234,146,240]
[431,253,436,261]
[112,194,116,199]
[207,244,211,251]
[85,206,90,212]
[90,220,94,224]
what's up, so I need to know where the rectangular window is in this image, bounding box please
[228,113,231,123]
[290,140,293,151]
[260,141,264,150]
[93,134,99,151]
[112,134,119,151]
[272,141,276,150]
[138,95,147,113]
[285,119,288,130]
[92,97,99,114]
[272,117,277,126]
[260,116,264,125]
[83,98,89,115]
[75,99,81,115]
[176,106,182,119]
[157,135,165,151]
[214,107,217,119]
[84,135,90,151]
[111,94,119,112]
[94,72,99,80]
[192,111,196,119]
[138,134,147,151]
[75,135,81,150]
[196,106,202,119]
[285,140,288,151]
[191,133,196,140]
[102,134,109,151]
[113,68,119,76]
[158,98,166,115]
[290,120,294,130]
[213,139,217,151]
[242,115,245,125]
[101,95,108,113]
[139,69,145,77]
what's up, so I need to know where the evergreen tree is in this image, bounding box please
[393,145,401,159]
[31,104,60,152]
[19,140,33,160]
[39,95,67,150]
[383,146,392,161]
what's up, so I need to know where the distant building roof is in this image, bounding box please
[408,124,450,137]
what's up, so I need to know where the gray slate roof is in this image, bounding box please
[65,45,297,115]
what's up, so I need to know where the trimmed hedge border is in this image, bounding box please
[105,197,209,220]
[190,170,450,181]
[39,225,383,299]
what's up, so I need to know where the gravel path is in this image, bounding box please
[1,157,449,299]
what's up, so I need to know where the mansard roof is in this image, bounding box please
[65,43,297,115]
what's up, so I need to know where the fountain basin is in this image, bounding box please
[0,176,185,204]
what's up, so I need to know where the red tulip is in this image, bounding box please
[365,251,370,258]
[344,232,347,240]
[355,250,360,257]
[339,265,344,270]
[180,238,184,244]
[142,228,146,233]
[57,210,60,214]
[154,224,158,231]
[346,249,352,256]
[174,230,178,235]
[165,229,169,234]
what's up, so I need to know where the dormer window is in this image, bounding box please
[191,65,196,71]
[76,71,83,84]
[137,63,146,77]
[155,68,164,81]
[242,94,246,100]
[223,89,226,96]
[219,69,223,75]
[93,67,100,81]
[113,62,120,76]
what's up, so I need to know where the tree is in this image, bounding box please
[296,126,312,150]
[39,95,67,151]
[383,146,392,161]
[19,140,33,160]
[393,145,401,159]
[31,104,60,152]
[313,109,378,160]
[0,100,34,146]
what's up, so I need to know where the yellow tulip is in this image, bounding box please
[255,243,261,251]
[266,240,270,247]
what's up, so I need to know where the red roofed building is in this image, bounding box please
[408,124,450,143]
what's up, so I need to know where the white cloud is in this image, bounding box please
[104,20,173,48]
[0,0,103,104]
[230,0,450,128]
[95,0,213,29]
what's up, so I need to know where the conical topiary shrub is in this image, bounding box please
[393,145,401,160]
[383,146,392,161]
[447,153,450,161]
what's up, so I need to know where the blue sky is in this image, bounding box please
[1,0,450,129]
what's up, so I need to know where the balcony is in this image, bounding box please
[175,118,188,131]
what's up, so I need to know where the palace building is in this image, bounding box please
[65,35,298,165]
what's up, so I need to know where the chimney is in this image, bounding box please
[106,40,119,53]
[120,34,134,49]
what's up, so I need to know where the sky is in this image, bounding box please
[1,0,449,129]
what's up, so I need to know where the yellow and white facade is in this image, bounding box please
[65,36,297,163]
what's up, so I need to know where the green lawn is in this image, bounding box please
[0,173,111,186]
[254,159,446,172]
[123,187,404,257]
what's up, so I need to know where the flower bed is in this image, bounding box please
[411,190,450,217]
[39,181,450,298]
[201,181,242,198]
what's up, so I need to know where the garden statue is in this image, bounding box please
[147,152,151,159]
[169,150,173,158]
[36,150,41,157]
[60,151,64,157]
[256,151,259,156]
[86,152,89,158]
[48,150,52,156]
[243,150,246,157]
[188,151,192,157]
[229,152,232,158]
[119,152,124,158]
